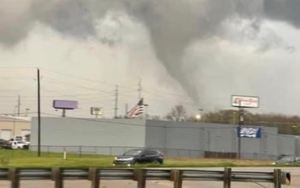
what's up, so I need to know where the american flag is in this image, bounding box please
[127,98,144,118]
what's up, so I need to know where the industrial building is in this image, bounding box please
[0,116,31,140]
[30,117,300,160]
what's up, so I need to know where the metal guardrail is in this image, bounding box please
[0,168,287,188]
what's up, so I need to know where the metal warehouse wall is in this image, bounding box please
[296,138,300,156]
[242,127,278,160]
[30,117,299,159]
[145,120,279,159]
[31,117,146,154]
[144,121,206,157]
[277,134,297,156]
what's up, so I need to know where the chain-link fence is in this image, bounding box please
[28,145,277,159]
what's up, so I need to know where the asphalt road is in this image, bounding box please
[0,167,299,188]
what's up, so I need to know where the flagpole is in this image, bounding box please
[127,98,144,118]
[144,104,149,119]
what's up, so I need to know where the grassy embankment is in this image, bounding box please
[0,149,275,168]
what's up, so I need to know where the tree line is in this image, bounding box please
[163,105,300,135]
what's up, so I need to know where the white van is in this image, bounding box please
[11,141,27,149]
[9,136,30,149]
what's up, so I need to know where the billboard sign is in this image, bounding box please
[53,100,78,109]
[231,95,259,108]
[237,127,261,138]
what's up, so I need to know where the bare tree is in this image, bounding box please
[165,105,187,121]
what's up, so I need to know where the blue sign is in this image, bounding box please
[237,127,261,138]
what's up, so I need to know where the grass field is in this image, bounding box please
[0,149,276,168]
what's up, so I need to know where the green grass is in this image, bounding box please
[163,157,274,167]
[0,149,276,168]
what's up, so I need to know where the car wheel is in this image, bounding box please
[128,160,136,167]
[127,163,134,167]
[153,160,161,165]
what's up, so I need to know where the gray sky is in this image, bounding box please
[0,0,300,118]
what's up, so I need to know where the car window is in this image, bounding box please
[123,149,142,156]
[143,150,158,155]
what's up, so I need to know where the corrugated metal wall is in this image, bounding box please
[145,120,281,159]
[31,117,299,159]
[31,117,146,155]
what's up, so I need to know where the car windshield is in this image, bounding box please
[123,149,142,156]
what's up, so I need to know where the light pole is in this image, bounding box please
[195,108,203,122]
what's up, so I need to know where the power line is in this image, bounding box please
[41,68,192,100]
[41,68,115,87]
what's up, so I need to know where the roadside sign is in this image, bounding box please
[90,107,102,115]
[231,95,259,108]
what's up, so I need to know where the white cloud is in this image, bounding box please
[182,19,300,114]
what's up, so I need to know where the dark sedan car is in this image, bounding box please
[113,148,164,166]
[0,139,11,149]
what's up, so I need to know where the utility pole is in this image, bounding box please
[37,68,41,157]
[114,85,118,118]
[17,95,21,116]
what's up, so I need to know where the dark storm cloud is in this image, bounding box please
[264,0,300,27]
[0,0,299,103]
[32,0,96,38]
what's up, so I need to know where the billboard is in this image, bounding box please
[237,127,261,138]
[53,100,78,109]
[231,95,259,108]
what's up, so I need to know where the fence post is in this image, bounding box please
[9,168,19,188]
[89,168,99,188]
[135,169,146,188]
[223,168,231,188]
[274,169,281,188]
[172,170,182,188]
[53,168,63,188]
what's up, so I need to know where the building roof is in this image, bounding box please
[0,115,31,122]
